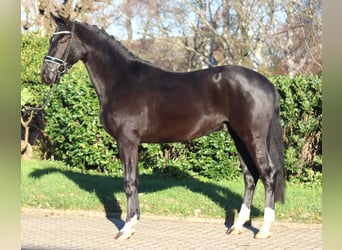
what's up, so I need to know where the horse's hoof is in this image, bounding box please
[114,228,135,240]
[254,230,271,239]
[226,227,242,235]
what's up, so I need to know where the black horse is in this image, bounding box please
[41,14,285,240]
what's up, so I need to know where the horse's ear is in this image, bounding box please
[50,12,71,26]
[50,12,66,26]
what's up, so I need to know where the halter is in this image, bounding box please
[43,21,76,75]
[26,22,76,112]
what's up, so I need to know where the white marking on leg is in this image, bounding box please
[233,204,250,230]
[212,72,222,83]
[260,207,275,233]
[120,214,138,233]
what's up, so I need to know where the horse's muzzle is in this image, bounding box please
[41,63,61,84]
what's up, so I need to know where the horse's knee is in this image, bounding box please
[124,178,138,197]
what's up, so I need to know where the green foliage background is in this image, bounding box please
[21,35,322,185]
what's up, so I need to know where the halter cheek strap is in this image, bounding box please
[43,21,76,75]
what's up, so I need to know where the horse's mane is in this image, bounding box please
[77,21,152,65]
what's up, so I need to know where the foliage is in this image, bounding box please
[44,70,123,175]
[21,35,322,185]
[139,134,241,180]
[21,88,34,106]
[272,75,322,185]
[21,34,51,159]
[21,34,51,105]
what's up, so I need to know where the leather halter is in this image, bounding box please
[43,22,76,75]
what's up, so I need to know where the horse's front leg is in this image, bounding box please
[114,138,140,240]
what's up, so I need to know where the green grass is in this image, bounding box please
[21,159,322,223]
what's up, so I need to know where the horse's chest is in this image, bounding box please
[99,108,113,135]
[98,104,123,135]
[99,103,148,139]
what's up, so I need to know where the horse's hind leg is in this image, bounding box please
[254,149,277,239]
[246,138,276,239]
[228,125,276,239]
[227,127,259,235]
[227,154,259,235]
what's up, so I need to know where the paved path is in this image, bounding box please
[21,209,322,250]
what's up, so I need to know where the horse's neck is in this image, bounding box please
[84,61,108,105]
[82,39,129,105]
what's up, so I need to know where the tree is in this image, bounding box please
[136,0,321,75]
[21,0,322,75]
[21,0,120,36]
[127,0,281,72]
[268,0,322,76]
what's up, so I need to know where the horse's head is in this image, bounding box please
[41,13,85,84]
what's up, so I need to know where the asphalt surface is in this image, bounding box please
[21,208,322,249]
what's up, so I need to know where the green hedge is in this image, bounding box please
[21,34,322,184]
[273,75,322,184]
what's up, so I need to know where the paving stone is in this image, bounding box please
[21,209,322,250]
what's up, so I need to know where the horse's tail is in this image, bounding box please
[268,91,286,204]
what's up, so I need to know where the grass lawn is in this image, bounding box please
[21,159,322,223]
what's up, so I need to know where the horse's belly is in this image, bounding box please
[141,114,226,143]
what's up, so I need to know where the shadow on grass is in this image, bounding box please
[29,165,262,234]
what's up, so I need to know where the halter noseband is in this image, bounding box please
[44,22,76,75]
